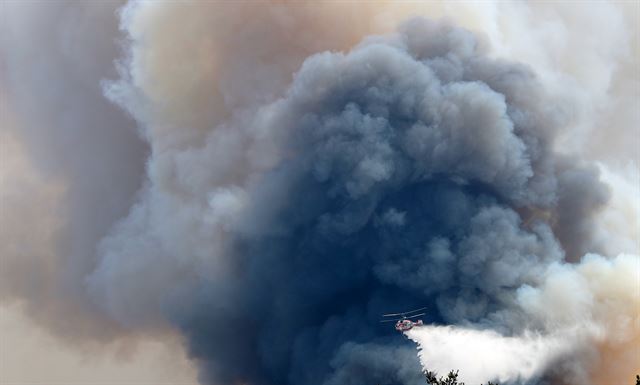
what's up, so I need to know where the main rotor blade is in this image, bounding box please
[403,307,427,314]
[382,307,427,317]
[405,313,425,319]
[380,319,399,323]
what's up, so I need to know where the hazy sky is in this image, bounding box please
[0,304,198,385]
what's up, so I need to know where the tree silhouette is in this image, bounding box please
[425,370,640,385]
[424,370,498,385]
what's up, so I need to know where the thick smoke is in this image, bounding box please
[1,1,638,385]
[89,7,635,385]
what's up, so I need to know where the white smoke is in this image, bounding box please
[517,253,640,385]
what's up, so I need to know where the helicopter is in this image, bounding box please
[380,307,426,332]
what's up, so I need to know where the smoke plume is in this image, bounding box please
[1,1,638,385]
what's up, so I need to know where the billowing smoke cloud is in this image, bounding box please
[1,1,638,385]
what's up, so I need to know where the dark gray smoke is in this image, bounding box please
[89,17,610,385]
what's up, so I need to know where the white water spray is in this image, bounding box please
[406,325,573,384]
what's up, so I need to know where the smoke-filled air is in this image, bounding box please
[1,1,638,385]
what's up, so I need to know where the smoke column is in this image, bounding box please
[1,1,638,385]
